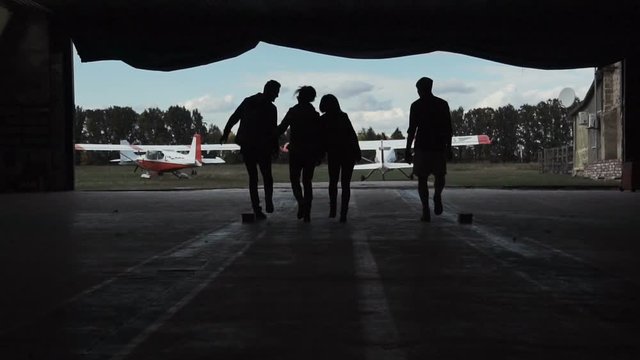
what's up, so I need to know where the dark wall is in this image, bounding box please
[624,58,640,162]
[0,6,74,192]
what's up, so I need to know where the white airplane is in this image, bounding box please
[75,134,231,179]
[355,135,491,181]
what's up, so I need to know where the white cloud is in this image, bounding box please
[333,80,375,98]
[350,108,408,135]
[356,95,393,111]
[474,84,517,109]
[437,80,476,95]
[465,65,593,109]
[182,94,236,113]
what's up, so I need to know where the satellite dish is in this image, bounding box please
[558,87,576,108]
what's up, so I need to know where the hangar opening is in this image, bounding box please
[70,42,619,191]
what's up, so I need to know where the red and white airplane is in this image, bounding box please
[75,134,234,178]
[356,135,491,180]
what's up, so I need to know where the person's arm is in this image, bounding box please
[270,105,280,156]
[444,102,453,160]
[221,100,244,143]
[347,115,362,162]
[445,102,452,149]
[277,108,293,136]
[405,103,417,164]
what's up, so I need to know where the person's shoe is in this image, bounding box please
[297,203,304,219]
[266,200,274,213]
[255,210,267,220]
[434,194,443,215]
[329,203,337,218]
[339,209,348,223]
[304,203,312,222]
[421,208,431,222]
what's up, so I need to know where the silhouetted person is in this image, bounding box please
[221,80,281,220]
[319,94,361,223]
[405,77,452,222]
[277,86,322,222]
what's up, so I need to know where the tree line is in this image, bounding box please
[75,98,575,164]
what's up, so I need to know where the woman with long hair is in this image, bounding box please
[277,86,323,222]
[319,94,361,223]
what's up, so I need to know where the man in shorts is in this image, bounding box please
[405,77,453,222]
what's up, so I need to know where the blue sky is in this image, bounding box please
[74,42,594,136]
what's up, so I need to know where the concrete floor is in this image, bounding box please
[1,183,639,359]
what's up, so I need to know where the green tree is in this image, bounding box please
[73,106,86,144]
[450,106,466,136]
[517,104,541,162]
[104,106,138,144]
[390,127,404,139]
[165,106,193,144]
[464,108,495,160]
[191,109,207,138]
[136,107,168,144]
[493,105,519,162]
[84,109,107,143]
[82,109,110,164]
[365,127,378,140]
[204,124,223,144]
[450,107,465,161]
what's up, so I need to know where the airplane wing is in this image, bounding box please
[358,140,386,151]
[452,135,491,146]
[201,158,226,164]
[74,143,189,152]
[75,143,241,152]
[352,162,412,170]
[74,144,143,151]
[384,163,413,169]
[201,144,241,151]
[358,135,492,150]
[353,163,382,170]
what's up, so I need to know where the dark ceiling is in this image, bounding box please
[27,0,640,71]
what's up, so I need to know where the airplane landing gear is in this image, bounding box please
[173,171,190,179]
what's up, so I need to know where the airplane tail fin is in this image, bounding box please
[113,139,137,164]
[478,135,492,144]
[187,134,203,165]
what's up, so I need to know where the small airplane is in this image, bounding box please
[355,135,491,181]
[75,134,229,178]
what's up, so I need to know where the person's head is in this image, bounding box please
[263,80,281,102]
[319,94,341,114]
[295,86,316,103]
[416,77,433,98]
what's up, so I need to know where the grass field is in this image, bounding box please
[74,163,621,191]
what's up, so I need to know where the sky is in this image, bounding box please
[74,42,594,137]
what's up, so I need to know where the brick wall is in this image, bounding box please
[584,159,622,180]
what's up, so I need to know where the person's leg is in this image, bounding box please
[432,152,447,216]
[301,162,316,222]
[289,161,304,219]
[258,156,274,213]
[339,162,354,222]
[433,174,445,215]
[418,175,430,222]
[327,157,340,218]
[244,155,264,218]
